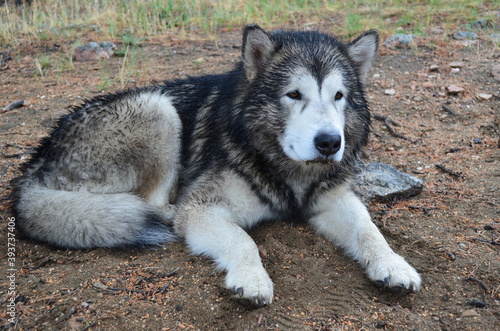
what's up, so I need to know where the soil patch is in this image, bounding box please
[1,27,499,330]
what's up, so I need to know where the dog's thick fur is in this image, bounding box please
[12,25,421,305]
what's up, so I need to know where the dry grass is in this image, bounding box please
[0,0,495,46]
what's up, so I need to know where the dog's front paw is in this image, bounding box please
[366,253,421,292]
[226,266,274,306]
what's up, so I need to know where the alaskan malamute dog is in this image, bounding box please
[12,25,421,305]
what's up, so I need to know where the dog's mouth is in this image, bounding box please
[304,157,335,166]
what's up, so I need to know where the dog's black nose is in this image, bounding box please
[314,133,342,157]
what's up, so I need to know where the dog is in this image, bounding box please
[12,24,421,306]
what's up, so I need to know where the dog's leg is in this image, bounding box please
[309,184,421,291]
[177,204,273,306]
[145,172,178,220]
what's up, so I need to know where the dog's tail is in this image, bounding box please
[12,180,175,249]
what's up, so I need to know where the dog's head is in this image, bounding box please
[241,25,377,166]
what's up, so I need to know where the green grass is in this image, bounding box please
[0,0,495,46]
[1,0,496,86]
[34,54,51,76]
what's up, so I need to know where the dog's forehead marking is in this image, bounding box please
[287,69,346,100]
[321,71,347,98]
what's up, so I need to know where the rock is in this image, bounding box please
[453,40,478,47]
[422,81,434,89]
[383,34,417,49]
[449,61,464,68]
[461,309,480,317]
[477,93,493,100]
[3,100,24,111]
[0,51,12,68]
[352,162,424,202]
[472,19,492,29]
[491,34,500,43]
[492,64,500,82]
[447,85,465,95]
[452,31,478,40]
[92,282,108,290]
[428,27,444,35]
[384,89,396,96]
[416,72,428,80]
[429,64,440,72]
[74,41,117,62]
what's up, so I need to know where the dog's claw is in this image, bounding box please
[388,285,404,293]
[237,296,268,307]
[233,287,244,297]
[374,279,415,294]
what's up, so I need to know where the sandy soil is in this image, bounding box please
[1,25,499,330]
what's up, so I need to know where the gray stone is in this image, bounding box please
[352,162,424,202]
[383,34,417,49]
[472,19,493,29]
[492,64,500,82]
[74,41,117,62]
[452,31,478,40]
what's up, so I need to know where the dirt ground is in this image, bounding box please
[1,23,499,330]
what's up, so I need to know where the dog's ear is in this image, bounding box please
[347,30,379,81]
[242,24,274,81]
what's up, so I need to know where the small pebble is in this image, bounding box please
[461,309,480,317]
[3,100,24,111]
[384,89,396,96]
[429,64,439,72]
[449,61,464,68]
[468,299,487,308]
[92,282,108,290]
[477,93,493,100]
[447,85,465,95]
[491,64,500,82]
[422,81,433,88]
[429,27,444,35]
[74,41,117,62]
[383,34,417,49]
[452,31,478,40]
[489,33,500,43]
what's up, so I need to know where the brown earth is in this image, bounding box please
[0,24,499,330]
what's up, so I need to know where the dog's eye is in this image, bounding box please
[334,91,343,101]
[286,90,302,100]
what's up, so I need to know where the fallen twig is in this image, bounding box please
[2,151,35,158]
[435,164,462,178]
[373,114,400,126]
[135,267,180,285]
[106,287,149,295]
[442,105,457,116]
[473,238,500,246]
[80,322,98,331]
[467,276,490,292]
[373,114,418,144]
[0,163,11,177]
